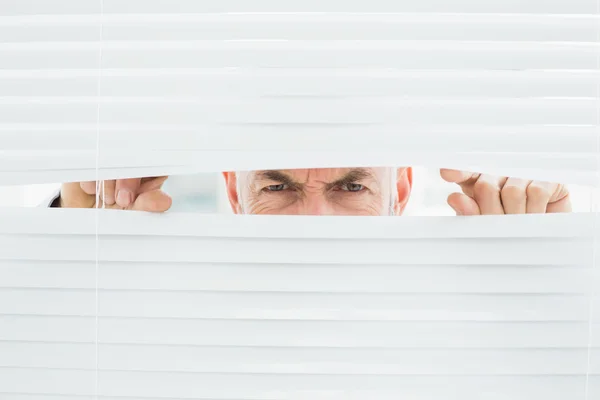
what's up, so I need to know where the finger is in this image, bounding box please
[139,176,169,193]
[115,178,142,208]
[130,189,173,213]
[101,180,116,206]
[440,169,481,184]
[61,182,97,208]
[80,181,98,195]
[440,170,482,199]
[447,192,481,216]
[526,181,557,213]
[472,174,507,215]
[549,184,570,204]
[500,178,530,215]
[547,194,572,213]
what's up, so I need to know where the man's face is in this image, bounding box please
[224,167,413,216]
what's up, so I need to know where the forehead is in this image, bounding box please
[244,167,389,183]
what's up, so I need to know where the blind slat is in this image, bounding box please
[2,315,599,347]
[1,148,598,186]
[2,343,599,375]
[1,368,599,399]
[3,70,600,98]
[3,14,599,42]
[0,262,594,293]
[1,290,597,321]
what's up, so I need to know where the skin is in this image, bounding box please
[57,168,572,215]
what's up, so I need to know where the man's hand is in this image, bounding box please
[58,177,172,212]
[440,169,571,215]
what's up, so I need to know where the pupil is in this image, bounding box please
[348,184,363,192]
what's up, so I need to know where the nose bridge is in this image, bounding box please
[303,193,335,216]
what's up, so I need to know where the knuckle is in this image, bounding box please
[526,183,550,200]
[501,185,524,201]
[473,180,499,199]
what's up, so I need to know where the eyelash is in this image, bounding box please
[340,183,365,193]
[263,183,367,194]
[264,184,290,192]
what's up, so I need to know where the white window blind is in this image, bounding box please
[1,1,600,185]
[1,0,599,399]
[0,209,599,398]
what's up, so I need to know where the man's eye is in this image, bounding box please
[342,183,365,192]
[266,184,289,192]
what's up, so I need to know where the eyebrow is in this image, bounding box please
[256,170,300,188]
[255,169,374,189]
[326,169,375,190]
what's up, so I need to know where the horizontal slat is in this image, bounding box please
[0,261,95,289]
[1,368,599,399]
[0,166,193,186]
[2,316,600,347]
[3,70,600,98]
[82,319,600,348]
[0,212,595,269]
[1,209,595,238]
[2,152,598,188]
[0,235,593,265]
[0,0,99,16]
[6,164,596,188]
[2,14,599,42]
[2,150,599,187]
[16,157,600,187]
[0,50,98,70]
[2,0,599,15]
[94,0,600,15]
[0,395,95,400]
[2,150,599,185]
[0,124,598,153]
[2,289,598,321]
[0,316,95,342]
[0,262,595,294]
[62,69,600,98]
[79,232,564,269]
[0,97,598,125]
[11,40,598,52]
[0,342,95,370]
[2,342,599,375]
[0,368,94,396]
[2,42,597,70]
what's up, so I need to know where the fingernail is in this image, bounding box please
[104,193,115,206]
[116,189,133,207]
